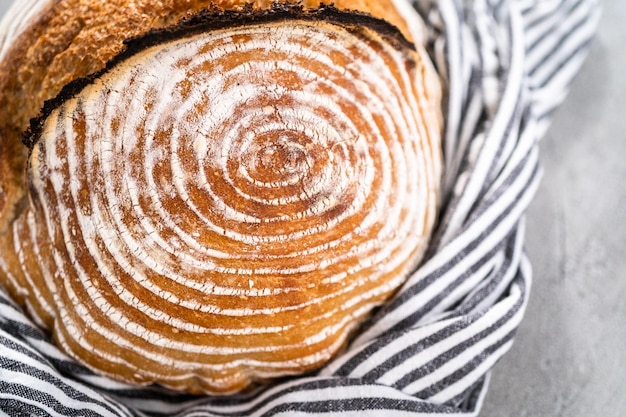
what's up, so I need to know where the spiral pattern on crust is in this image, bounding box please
[8,16,441,393]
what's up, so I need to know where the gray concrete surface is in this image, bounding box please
[481,2,626,416]
[0,1,623,416]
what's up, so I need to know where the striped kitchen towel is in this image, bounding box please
[0,0,599,415]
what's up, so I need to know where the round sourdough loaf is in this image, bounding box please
[0,0,442,394]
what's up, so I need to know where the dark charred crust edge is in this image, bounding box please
[23,2,415,150]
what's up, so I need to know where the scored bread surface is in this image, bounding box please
[0,1,442,394]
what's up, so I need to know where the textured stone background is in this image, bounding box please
[482,2,626,416]
[0,1,623,416]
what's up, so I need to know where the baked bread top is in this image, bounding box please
[0,1,442,394]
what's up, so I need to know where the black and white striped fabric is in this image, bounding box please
[0,0,599,415]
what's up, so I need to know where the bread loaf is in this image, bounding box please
[0,0,442,394]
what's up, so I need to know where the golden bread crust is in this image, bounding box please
[0,0,415,231]
[0,1,442,394]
